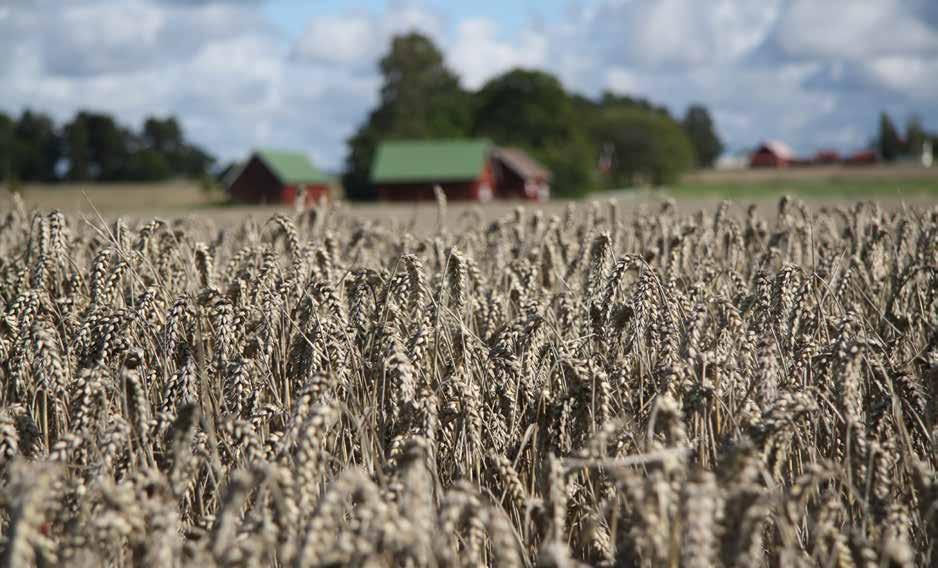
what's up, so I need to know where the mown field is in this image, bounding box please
[0,189,936,566]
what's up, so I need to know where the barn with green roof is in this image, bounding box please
[227,148,332,206]
[371,139,550,201]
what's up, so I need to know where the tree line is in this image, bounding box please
[344,32,723,199]
[0,110,214,185]
[876,112,937,163]
[1,32,724,196]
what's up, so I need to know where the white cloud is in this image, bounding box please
[571,0,938,153]
[0,0,382,169]
[448,18,548,89]
[588,0,782,69]
[2,0,937,170]
[770,0,938,61]
[291,2,445,72]
[604,67,643,95]
[39,0,271,77]
[292,14,377,66]
[42,2,166,76]
[867,56,938,100]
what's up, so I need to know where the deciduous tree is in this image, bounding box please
[344,33,470,199]
[682,104,724,168]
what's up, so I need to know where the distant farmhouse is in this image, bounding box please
[750,140,794,168]
[371,139,550,201]
[748,140,882,169]
[492,147,552,200]
[227,148,332,206]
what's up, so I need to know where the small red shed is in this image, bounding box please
[814,150,841,164]
[227,148,331,206]
[491,147,551,201]
[844,149,879,166]
[750,141,794,168]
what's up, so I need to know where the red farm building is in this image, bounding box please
[844,149,879,166]
[227,148,331,206]
[814,149,841,164]
[371,139,550,201]
[491,147,552,201]
[750,140,795,168]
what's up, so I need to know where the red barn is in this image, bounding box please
[227,148,331,206]
[491,147,551,201]
[814,150,841,164]
[372,139,493,201]
[750,141,794,168]
[371,139,551,201]
[844,149,879,166]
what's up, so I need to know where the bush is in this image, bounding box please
[593,107,696,187]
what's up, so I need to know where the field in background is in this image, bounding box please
[6,181,226,215]
[5,163,936,227]
[676,163,938,200]
[684,163,937,184]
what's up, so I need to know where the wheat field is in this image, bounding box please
[0,192,936,567]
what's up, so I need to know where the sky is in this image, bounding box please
[2,0,937,171]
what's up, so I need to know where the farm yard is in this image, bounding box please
[0,188,937,567]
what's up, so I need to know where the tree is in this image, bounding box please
[878,112,902,162]
[343,32,471,199]
[13,110,61,182]
[682,104,724,168]
[141,115,213,178]
[473,69,572,147]
[0,112,13,182]
[61,111,214,182]
[377,33,470,136]
[597,91,671,118]
[591,107,695,187]
[143,116,183,155]
[173,144,214,178]
[64,114,91,181]
[905,114,927,158]
[472,69,595,195]
[125,149,171,181]
[63,111,132,181]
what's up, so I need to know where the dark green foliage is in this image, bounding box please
[1,109,214,184]
[143,116,214,178]
[905,115,927,158]
[683,104,724,168]
[472,69,596,197]
[0,112,14,183]
[124,149,172,181]
[11,111,61,182]
[875,111,936,163]
[66,112,130,181]
[590,106,696,187]
[472,69,573,146]
[877,112,903,162]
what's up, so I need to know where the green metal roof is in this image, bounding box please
[371,139,492,183]
[255,148,330,184]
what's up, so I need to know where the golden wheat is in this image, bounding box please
[0,194,936,566]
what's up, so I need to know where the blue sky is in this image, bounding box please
[1,0,937,170]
